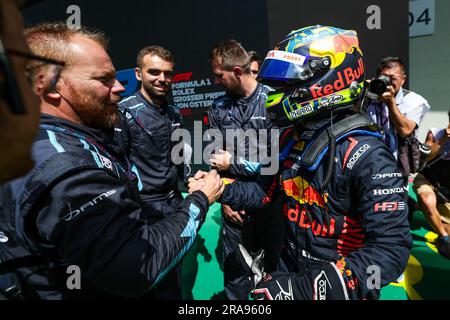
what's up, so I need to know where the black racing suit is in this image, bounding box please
[117,92,187,299]
[0,114,209,299]
[221,113,412,300]
[207,83,285,299]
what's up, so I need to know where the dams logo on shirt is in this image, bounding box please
[62,189,117,222]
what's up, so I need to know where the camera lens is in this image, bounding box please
[369,75,391,95]
[369,80,387,95]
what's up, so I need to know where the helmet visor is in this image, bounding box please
[257,50,310,86]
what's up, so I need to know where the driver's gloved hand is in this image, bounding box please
[251,262,350,300]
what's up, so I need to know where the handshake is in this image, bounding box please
[187,149,233,205]
[188,170,225,205]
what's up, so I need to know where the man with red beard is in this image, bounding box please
[0,22,224,300]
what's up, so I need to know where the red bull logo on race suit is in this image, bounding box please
[282,176,328,208]
[282,176,335,237]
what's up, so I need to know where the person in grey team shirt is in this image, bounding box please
[116,45,192,299]
[207,40,284,300]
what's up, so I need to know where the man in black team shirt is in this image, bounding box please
[207,40,284,300]
[117,45,191,299]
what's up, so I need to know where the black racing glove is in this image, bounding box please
[251,262,350,300]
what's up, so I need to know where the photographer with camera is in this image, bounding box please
[366,57,430,176]
[413,110,450,259]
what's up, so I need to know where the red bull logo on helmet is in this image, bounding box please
[332,34,361,55]
[310,57,364,99]
[308,31,361,67]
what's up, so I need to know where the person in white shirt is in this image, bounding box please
[366,57,430,175]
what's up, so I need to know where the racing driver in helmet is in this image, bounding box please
[189,25,412,300]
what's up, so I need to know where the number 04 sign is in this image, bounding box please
[409,0,435,37]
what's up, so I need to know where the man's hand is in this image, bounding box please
[188,170,208,193]
[378,85,396,109]
[222,204,246,226]
[210,149,232,172]
[377,85,417,137]
[188,170,224,205]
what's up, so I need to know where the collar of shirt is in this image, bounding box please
[136,90,168,115]
[395,87,404,105]
[40,113,125,161]
[236,83,261,107]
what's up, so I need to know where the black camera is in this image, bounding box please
[369,74,391,95]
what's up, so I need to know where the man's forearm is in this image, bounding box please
[387,101,416,137]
